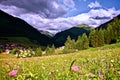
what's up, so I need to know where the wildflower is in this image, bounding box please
[86,73,96,77]
[2,49,10,54]
[89,73,96,77]
[42,66,46,70]
[71,66,79,71]
[98,70,101,76]
[5,49,10,54]
[111,60,114,63]
[8,70,18,76]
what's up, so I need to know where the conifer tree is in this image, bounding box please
[75,36,83,50]
[117,18,120,41]
[81,33,89,49]
[98,29,104,46]
[63,36,75,53]
[51,44,55,54]
[35,47,42,56]
[89,29,99,47]
[71,39,76,49]
[45,46,49,55]
[46,45,55,55]
[65,36,76,49]
[111,18,120,42]
[105,24,113,44]
[64,36,72,49]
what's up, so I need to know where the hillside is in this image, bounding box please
[0,10,52,46]
[97,14,120,29]
[53,25,92,47]
[1,9,119,48]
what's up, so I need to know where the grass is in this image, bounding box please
[87,42,120,51]
[0,43,120,80]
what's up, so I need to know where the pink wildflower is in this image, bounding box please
[5,49,10,54]
[71,66,79,71]
[8,70,18,76]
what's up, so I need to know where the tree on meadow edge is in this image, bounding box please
[35,47,42,56]
[75,36,83,50]
[100,17,120,44]
[104,24,113,44]
[46,45,55,55]
[81,33,89,49]
[64,36,72,49]
[98,29,105,46]
[111,18,120,42]
[63,36,76,53]
[75,33,89,50]
[51,44,55,54]
[89,29,99,47]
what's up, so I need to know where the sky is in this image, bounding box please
[0,0,120,34]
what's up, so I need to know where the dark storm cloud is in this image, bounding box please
[90,16,111,20]
[1,0,66,18]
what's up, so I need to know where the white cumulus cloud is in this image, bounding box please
[1,5,120,34]
[0,0,120,34]
[88,1,102,8]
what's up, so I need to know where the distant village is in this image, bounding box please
[0,43,25,49]
[0,43,26,54]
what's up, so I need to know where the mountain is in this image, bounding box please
[39,30,54,38]
[97,14,120,29]
[53,25,92,47]
[0,10,52,46]
[2,9,119,48]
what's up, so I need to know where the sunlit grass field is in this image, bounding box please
[0,43,120,80]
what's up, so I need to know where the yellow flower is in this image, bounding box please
[111,60,114,63]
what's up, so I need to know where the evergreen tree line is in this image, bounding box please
[64,18,120,53]
[35,45,55,56]
[33,17,120,55]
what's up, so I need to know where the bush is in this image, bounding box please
[16,49,35,58]
[10,49,18,54]
[45,45,55,55]
[34,47,42,56]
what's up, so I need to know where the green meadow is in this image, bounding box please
[0,43,120,80]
